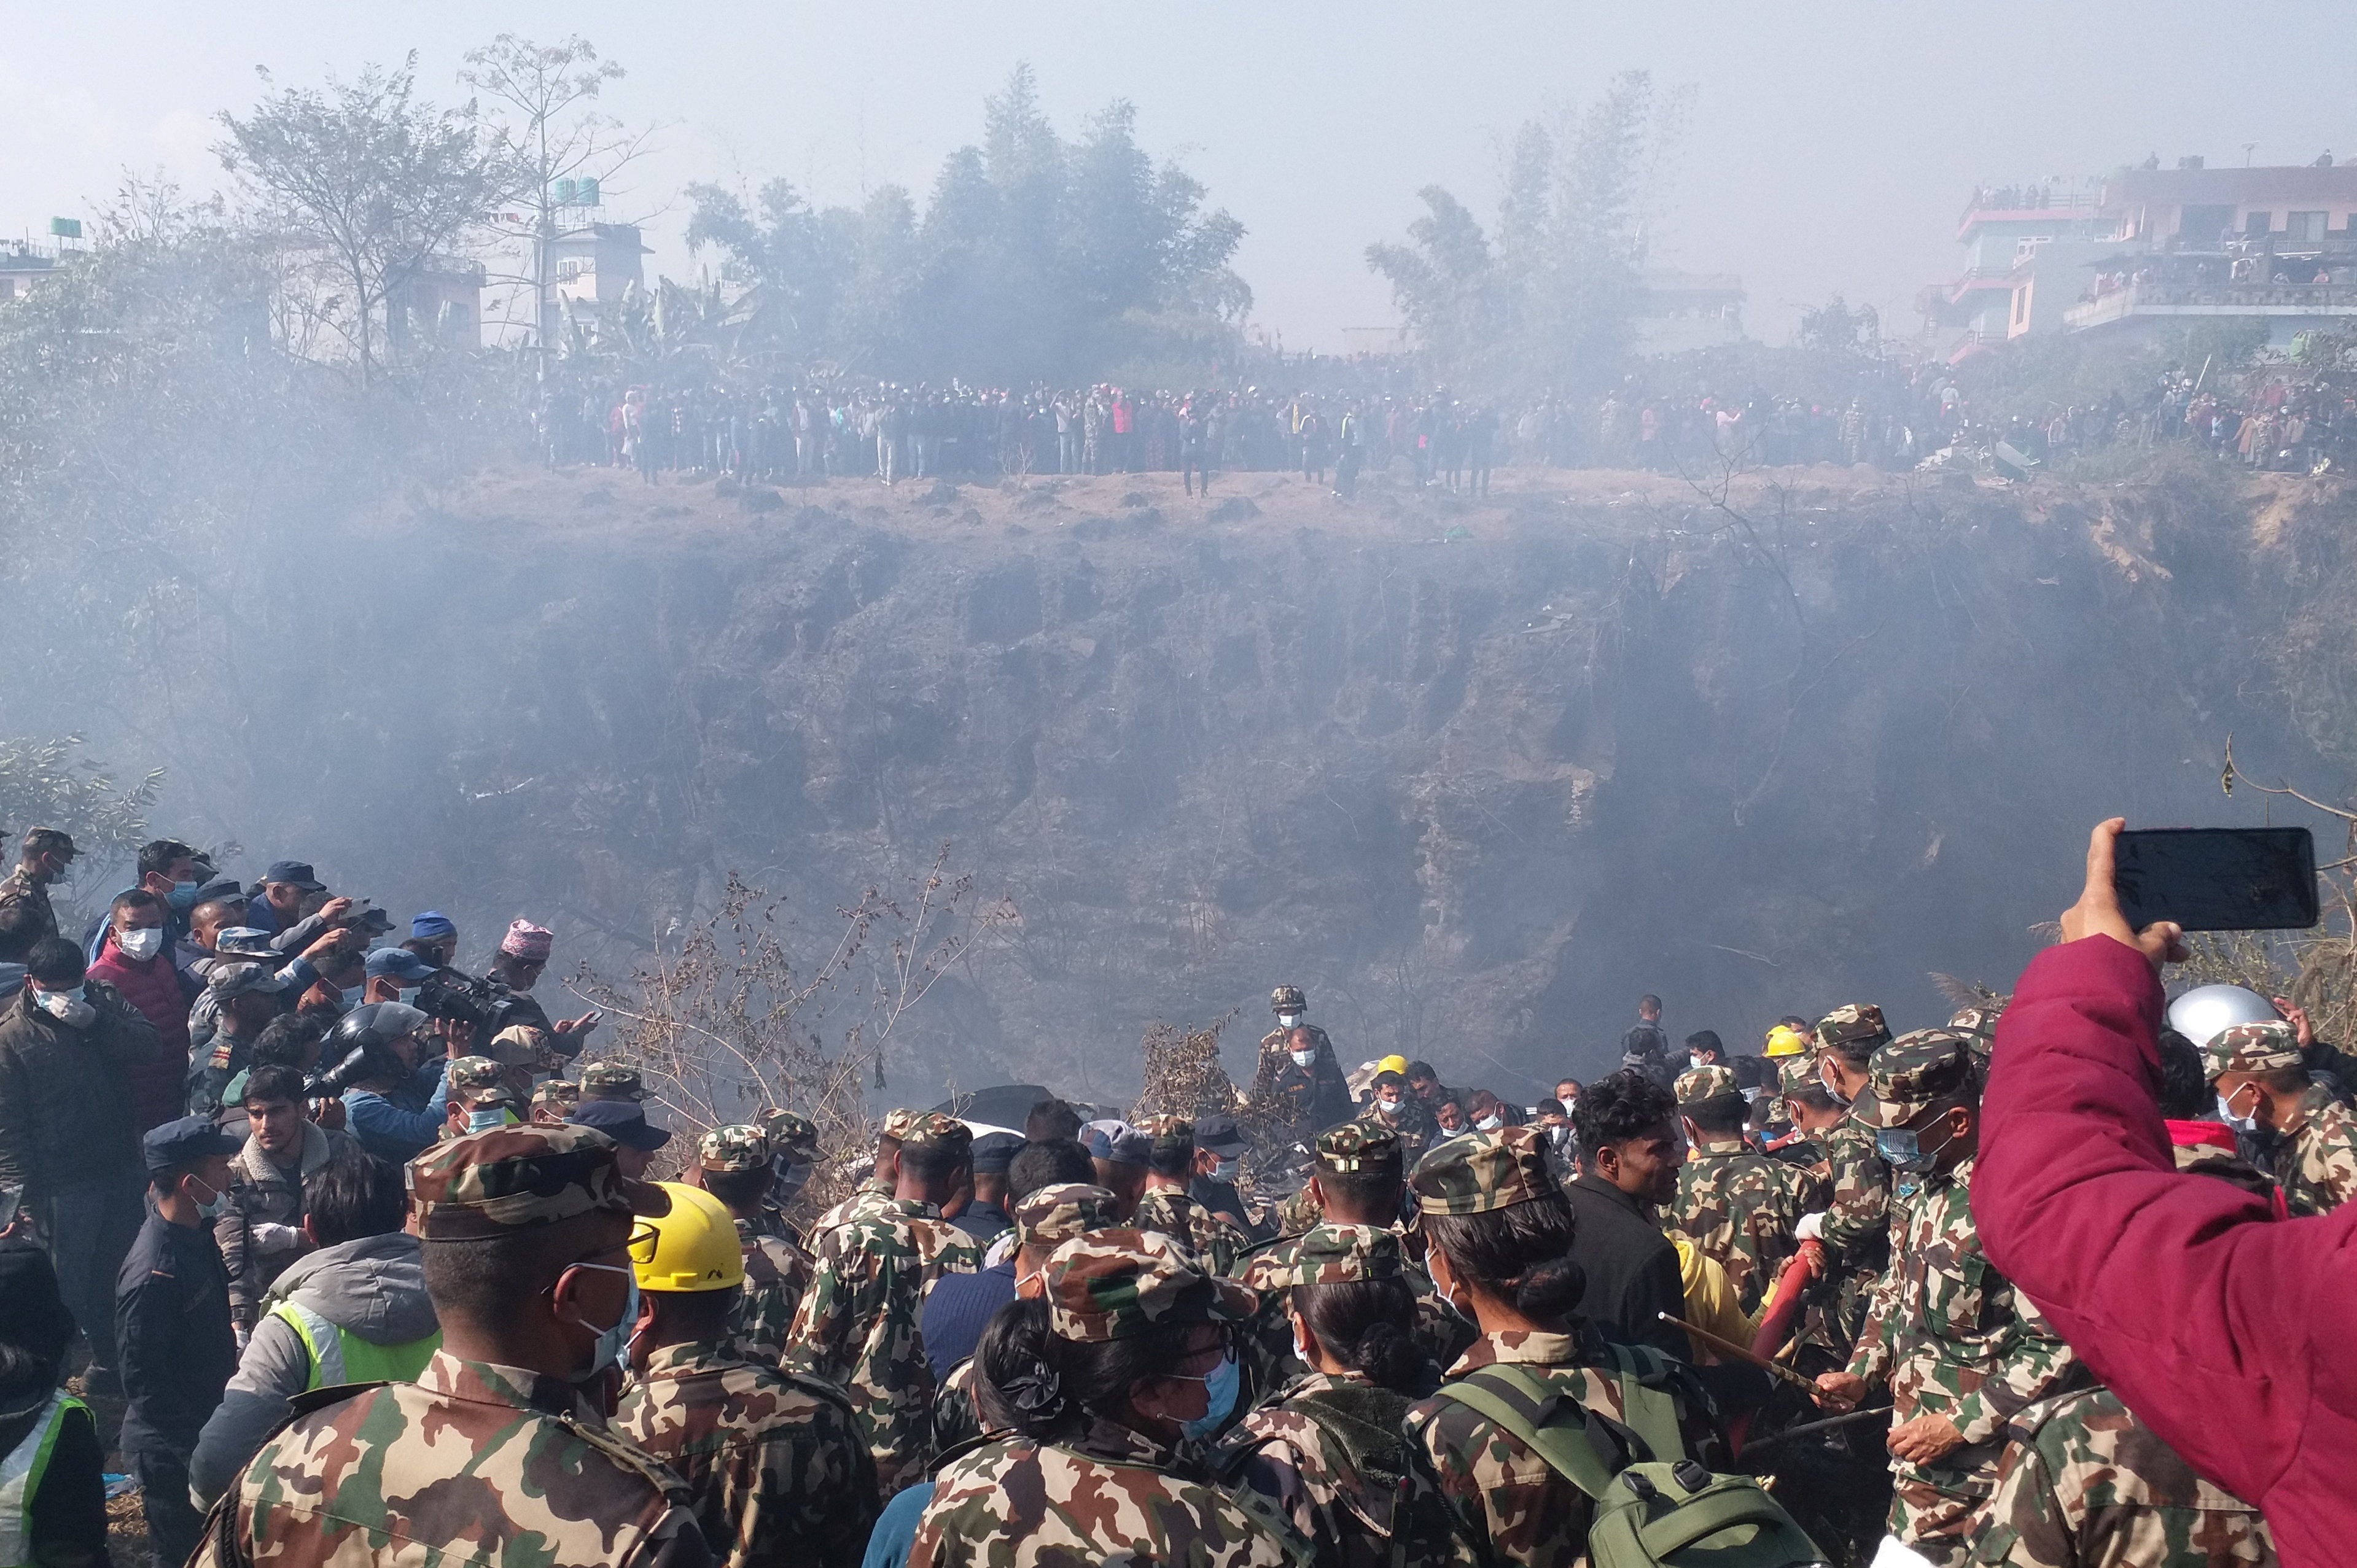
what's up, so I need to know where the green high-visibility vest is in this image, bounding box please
[0,1392,84,1568]
[268,1300,439,1389]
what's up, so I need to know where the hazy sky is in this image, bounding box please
[5,2,2351,349]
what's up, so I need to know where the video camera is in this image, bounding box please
[413,968,540,1038]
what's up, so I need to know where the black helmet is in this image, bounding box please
[308,1001,432,1097]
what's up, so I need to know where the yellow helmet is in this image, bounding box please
[1763,1025,1808,1058]
[1374,1054,1409,1077]
[629,1182,744,1293]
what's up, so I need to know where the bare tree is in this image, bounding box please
[566,845,1018,1202]
[459,34,653,360]
[215,56,519,381]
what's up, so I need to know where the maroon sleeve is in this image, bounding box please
[1978,935,2357,1519]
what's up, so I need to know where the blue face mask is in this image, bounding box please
[563,1263,639,1381]
[1179,1353,1239,1442]
[2216,1087,2260,1136]
[1874,1117,1958,1174]
[467,1108,510,1133]
[165,880,203,914]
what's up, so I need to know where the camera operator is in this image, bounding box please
[314,1003,451,1165]
[481,920,599,1066]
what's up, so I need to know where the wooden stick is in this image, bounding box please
[1657,1311,1847,1405]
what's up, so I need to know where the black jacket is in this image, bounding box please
[0,981,161,1194]
[1563,1173,1688,1362]
[115,1208,236,1453]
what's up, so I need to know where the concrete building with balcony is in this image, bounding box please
[1923,161,2357,359]
[545,220,650,308]
[2060,161,2357,350]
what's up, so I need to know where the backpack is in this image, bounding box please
[1435,1362,1826,1568]
[1222,1382,1457,1568]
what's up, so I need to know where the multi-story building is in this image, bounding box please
[1923,159,2357,359]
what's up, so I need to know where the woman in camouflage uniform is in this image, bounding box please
[906,1228,1309,1567]
[1403,1126,1725,1565]
[1224,1223,1475,1568]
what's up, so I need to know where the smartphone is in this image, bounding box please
[2113,827,2320,932]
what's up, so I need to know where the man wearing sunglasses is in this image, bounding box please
[193,1124,710,1568]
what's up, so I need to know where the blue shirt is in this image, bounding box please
[343,1058,450,1163]
[918,1258,1016,1380]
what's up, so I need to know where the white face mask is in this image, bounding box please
[34,985,85,1018]
[1276,1013,1301,1029]
[1475,1114,1504,1133]
[1288,1048,1317,1068]
[117,927,165,962]
[1689,1054,1709,1069]
[396,985,421,1008]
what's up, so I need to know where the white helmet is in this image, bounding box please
[2165,984,2280,1049]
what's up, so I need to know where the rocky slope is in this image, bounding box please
[113,456,2357,1101]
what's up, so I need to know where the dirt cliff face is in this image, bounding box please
[136,459,2357,1100]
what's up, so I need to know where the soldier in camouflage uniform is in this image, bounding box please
[1405,1126,1728,1565]
[757,1108,821,1243]
[579,1061,645,1103]
[1803,1001,1898,1366]
[1250,985,1352,1133]
[906,1228,1309,1567]
[1668,1064,1826,1314]
[1225,1225,1475,1568]
[1133,1114,1239,1275]
[693,1125,815,1366]
[190,1123,710,1568]
[2203,1020,2357,1216]
[0,828,72,963]
[440,1056,515,1138]
[809,1107,923,1235]
[614,1179,877,1568]
[932,1181,1121,1454]
[1967,1384,2278,1567]
[1947,1004,2005,1063]
[784,1110,981,1497]
[1817,1032,2086,1568]
[1237,1124,1469,1399]
[529,1077,580,1124]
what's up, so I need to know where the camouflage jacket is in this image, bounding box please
[1352,1101,1432,1168]
[2270,1084,2357,1217]
[192,1351,709,1568]
[905,1413,1311,1567]
[809,1176,895,1237]
[1226,1371,1478,1568]
[1669,1139,1827,1315]
[1847,1155,2085,1494]
[1134,1186,1239,1276]
[612,1339,878,1568]
[1404,1327,1723,1565]
[726,1212,814,1367]
[1250,1024,1352,1131]
[1804,1112,1893,1355]
[783,1195,981,1497]
[1236,1228,1468,1402]
[0,868,56,962]
[1968,1385,2277,1567]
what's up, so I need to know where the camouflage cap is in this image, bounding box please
[1315,1121,1401,1174]
[876,1108,924,1144]
[1946,1004,2005,1057]
[1776,1055,1820,1096]
[577,1062,644,1102]
[487,1023,553,1069]
[408,1123,670,1241]
[1042,1227,1256,1343]
[2202,1020,2303,1081]
[698,1124,771,1173]
[1260,1222,1406,1288]
[453,1081,521,1112]
[758,1109,820,1163]
[531,1079,581,1112]
[1409,1125,1559,1216]
[206,961,287,999]
[1013,1181,1121,1249]
[1815,1003,1892,1055]
[1674,1065,1740,1106]
[1134,1113,1196,1160]
[898,1111,972,1155]
[1271,985,1306,1013]
[446,1056,506,1094]
[1861,1030,1980,1128]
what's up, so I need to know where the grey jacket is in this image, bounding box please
[219,1121,352,1329]
[189,1230,439,1505]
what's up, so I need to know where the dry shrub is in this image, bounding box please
[1129,1011,1241,1122]
[567,842,1016,1211]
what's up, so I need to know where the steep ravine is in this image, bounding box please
[117,462,2357,1100]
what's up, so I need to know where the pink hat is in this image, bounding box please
[500,919,554,961]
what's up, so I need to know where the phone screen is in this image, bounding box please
[2113,827,2320,932]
